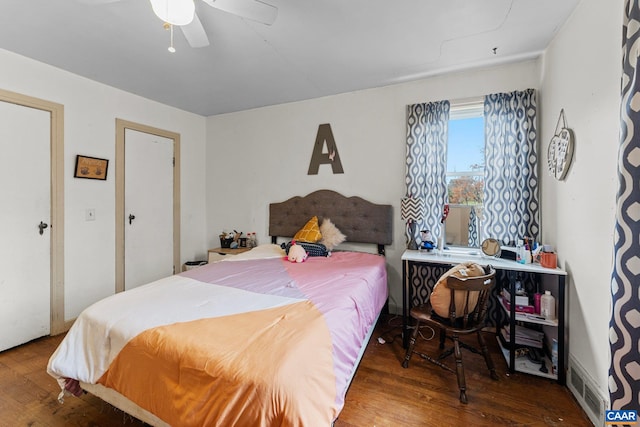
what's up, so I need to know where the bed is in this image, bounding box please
[47,190,393,426]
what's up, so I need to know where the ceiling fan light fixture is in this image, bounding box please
[149,0,195,26]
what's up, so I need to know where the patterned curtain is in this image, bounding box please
[405,101,450,243]
[483,89,540,245]
[468,206,479,247]
[609,0,640,411]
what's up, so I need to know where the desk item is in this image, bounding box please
[540,252,557,268]
[481,238,501,257]
[503,288,528,306]
[437,204,449,254]
[534,292,542,314]
[401,197,426,250]
[419,230,436,252]
[499,246,518,260]
[541,290,556,320]
[551,339,559,375]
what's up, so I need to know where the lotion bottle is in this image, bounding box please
[540,290,556,320]
[516,239,525,264]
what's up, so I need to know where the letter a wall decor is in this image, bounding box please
[307,123,344,175]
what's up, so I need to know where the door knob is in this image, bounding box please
[38,221,48,235]
[129,214,136,225]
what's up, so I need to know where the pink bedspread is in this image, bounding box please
[48,249,387,426]
[181,251,388,413]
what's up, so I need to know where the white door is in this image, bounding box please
[0,101,50,351]
[124,129,174,290]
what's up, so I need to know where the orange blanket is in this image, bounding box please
[98,300,336,426]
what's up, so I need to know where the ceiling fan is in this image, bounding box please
[81,0,278,51]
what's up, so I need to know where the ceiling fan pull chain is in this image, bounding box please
[168,23,176,53]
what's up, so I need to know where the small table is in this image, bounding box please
[208,247,251,263]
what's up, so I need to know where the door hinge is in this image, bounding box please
[173,157,175,167]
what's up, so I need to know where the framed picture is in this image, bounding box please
[74,155,109,180]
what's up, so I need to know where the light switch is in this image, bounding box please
[86,208,96,221]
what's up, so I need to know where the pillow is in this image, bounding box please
[282,241,329,257]
[430,262,486,318]
[293,216,322,243]
[319,218,346,251]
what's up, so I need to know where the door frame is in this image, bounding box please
[0,88,65,335]
[115,119,180,293]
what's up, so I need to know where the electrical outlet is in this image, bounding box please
[86,208,96,221]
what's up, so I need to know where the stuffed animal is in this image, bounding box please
[420,229,436,251]
[287,241,308,263]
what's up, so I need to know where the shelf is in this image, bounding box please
[498,296,558,327]
[496,336,557,381]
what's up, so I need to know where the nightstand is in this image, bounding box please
[207,247,252,263]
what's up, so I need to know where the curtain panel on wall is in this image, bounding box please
[610,0,640,411]
[483,89,540,245]
[468,206,480,247]
[405,101,450,245]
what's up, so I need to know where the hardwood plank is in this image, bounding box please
[0,314,591,426]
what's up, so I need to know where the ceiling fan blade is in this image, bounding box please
[181,12,210,48]
[200,0,277,25]
[75,0,122,4]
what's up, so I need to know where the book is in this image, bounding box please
[501,295,535,314]
[501,325,543,348]
[502,288,529,306]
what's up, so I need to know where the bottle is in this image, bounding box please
[534,293,542,314]
[516,239,525,264]
[514,274,523,295]
[551,338,559,375]
[540,290,555,320]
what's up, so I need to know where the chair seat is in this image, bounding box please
[409,303,484,334]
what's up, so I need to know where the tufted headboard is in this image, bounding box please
[269,190,393,255]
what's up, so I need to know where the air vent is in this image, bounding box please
[568,355,607,427]
[584,385,603,420]
[570,364,585,396]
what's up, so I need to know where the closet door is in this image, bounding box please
[124,129,174,290]
[0,101,50,351]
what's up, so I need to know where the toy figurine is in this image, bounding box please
[420,230,436,251]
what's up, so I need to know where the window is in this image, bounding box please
[405,90,538,250]
[446,100,484,247]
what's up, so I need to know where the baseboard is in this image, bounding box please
[62,318,76,333]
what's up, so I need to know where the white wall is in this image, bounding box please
[539,0,622,400]
[0,49,208,320]
[206,60,540,314]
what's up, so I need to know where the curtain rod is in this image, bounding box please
[450,96,484,108]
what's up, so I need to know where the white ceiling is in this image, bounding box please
[0,0,580,116]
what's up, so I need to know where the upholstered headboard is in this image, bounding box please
[269,190,393,254]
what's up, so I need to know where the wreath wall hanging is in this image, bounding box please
[547,109,574,180]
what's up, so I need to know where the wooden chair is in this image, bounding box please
[402,264,498,403]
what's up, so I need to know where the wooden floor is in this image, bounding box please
[0,314,591,426]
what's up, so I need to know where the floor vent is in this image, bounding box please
[568,355,607,427]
